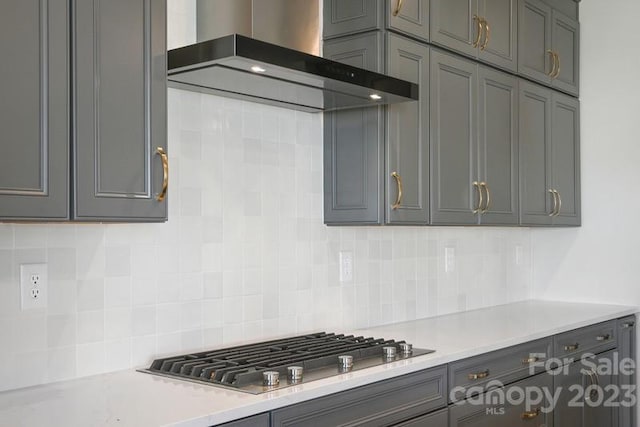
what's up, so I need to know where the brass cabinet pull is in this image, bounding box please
[468,370,490,380]
[552,52,561,78]
[156,147,169,202]
[548,189,557,217]
[521,408,541,420]
[564,343,579,352]
[622,322,636,329]
[547,50,557,77]
[480,182,490,213]
[596,334,611,341]
[392,0,404,16]
[472,181,483,214]
[480,19,491,50]
[391,172,403,210]
[472,15,483,48]
[522,356,540,364]
[554,190,562,216]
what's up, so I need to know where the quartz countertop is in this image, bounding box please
[0,300,636,427]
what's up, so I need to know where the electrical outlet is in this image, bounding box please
[515,245,524,266]
[339,251,354,283]
[20,263,48,310]
[444,247,455,273]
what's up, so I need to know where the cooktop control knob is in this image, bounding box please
[399,343,413,355]
[382,346,397,359]
[263,371,280,386]
[287,366,304,383]
[338,355,353,371]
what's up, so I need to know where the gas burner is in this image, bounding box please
[140,332,434,394]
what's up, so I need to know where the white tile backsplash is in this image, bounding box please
[0,4,534,392]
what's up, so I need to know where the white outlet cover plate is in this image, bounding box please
[20,263,48,311]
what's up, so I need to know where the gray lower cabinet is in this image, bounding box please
[323,32,384,225]
[519,80,580,226]
[617,316,636,427]
[449,374,553,427]
[553,350,618,427]
[430,0,517,72]
[386,33,430,224]
[74,0,167,221]
[430,49,518,225]
[518,0,579,96]
[0,0,70,220]
[271,366,447,427]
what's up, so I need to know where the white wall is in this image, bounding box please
[531,0,640,305]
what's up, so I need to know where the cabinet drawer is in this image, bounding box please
[449,373,553,427]
[553,320,617,361]
[271,366,447,427]
[449,338,552,402]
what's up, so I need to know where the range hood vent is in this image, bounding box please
[168,34,419,113]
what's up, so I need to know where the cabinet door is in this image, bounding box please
[386,34,430,225]
[323,0,381,39]
[396,408,447,427]
[550,92,580,226]
[618,316,636,427]
[430,0,478,59]
[430,50,478,225]
[387,0,430,42]
[74,0,167,221]
[0,0,69,220]
[477,67,518,225]
[449,374,553,427]
[518,0,552,85]
[477,0,517,72]
[551,10,579,96]
[584,352,618,427]
[519,81,552,226]
[323,33,384,225]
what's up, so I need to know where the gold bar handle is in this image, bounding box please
[156,147,169,202]
[467,370,490,380]
[547,50,557,77]
[554,190,562,216]
[548,189,557,217]
[472,15,483,48]
[480,182,490,213]
[392,0,404,16]
[596,334,611,341]
[522,356,540,364]
[521,408,541,420]
[480,19,490,50]
[552,52,561,78]
[564,343,579,352]
[472,181,483,214]
[391,172,403,210]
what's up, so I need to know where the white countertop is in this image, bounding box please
[0,300,636,427]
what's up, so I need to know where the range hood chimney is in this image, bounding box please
[167,0,418,112]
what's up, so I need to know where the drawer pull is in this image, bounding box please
[521,408,541,420]
[467,370,490,380]
[596,334,611,341]
[564,343,579,352]
[522,357,539,364]
[622,322,635,329]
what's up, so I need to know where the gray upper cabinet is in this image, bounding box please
[430,50,517,226]
[430,0,517,72]
[323,32,384,225]
[519,80,580,226]
[0,0,70,220]
[386,33,430,224]
[518,0,579,96]
[74,0,167,222]
[323,0,382,39]
[387,0,430,42]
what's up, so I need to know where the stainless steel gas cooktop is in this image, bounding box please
[141,332,434,394]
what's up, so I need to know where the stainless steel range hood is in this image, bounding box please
[167,0,418,112]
